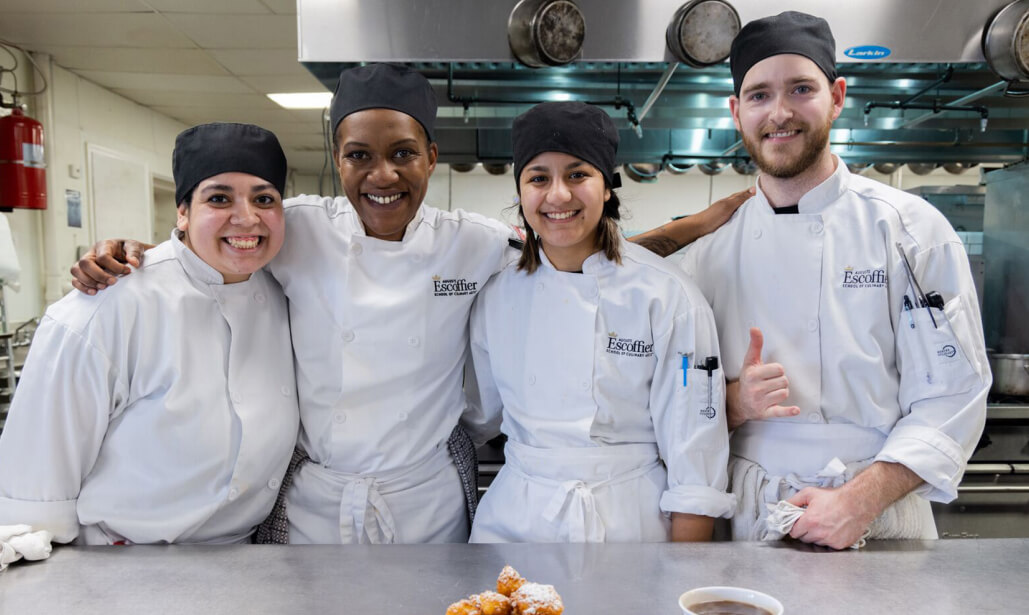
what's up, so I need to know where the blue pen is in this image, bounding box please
[902,294,916,329]
[682,355,689,387]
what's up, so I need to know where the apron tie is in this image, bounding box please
[541,480,606,543]
[341,477,397,545]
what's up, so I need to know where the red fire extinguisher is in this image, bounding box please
[0,107,47,211]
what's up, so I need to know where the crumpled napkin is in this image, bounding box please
[764,501,870,549]
[0,524,54,571]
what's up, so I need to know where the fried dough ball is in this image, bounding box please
[446,596,482,615]
[510,582,563,615]
[476,591,512,615]
[496,565,527,597]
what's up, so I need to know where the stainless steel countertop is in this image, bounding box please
[2,540,1028,614]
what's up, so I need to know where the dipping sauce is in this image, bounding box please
[685,600,774,615]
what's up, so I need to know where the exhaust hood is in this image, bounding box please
[297,0,1029,166]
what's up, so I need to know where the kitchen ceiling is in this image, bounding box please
[1,0,1028,173]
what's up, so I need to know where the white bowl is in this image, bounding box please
[678,586,784,615]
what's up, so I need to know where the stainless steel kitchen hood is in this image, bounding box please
[297,1,1029,165]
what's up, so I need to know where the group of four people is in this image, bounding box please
[0,11,989,558]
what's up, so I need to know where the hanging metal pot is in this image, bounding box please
[665,0,741,67]
[907,162,939,176]
[981,0,1029,85]
[698,162,725,175]
[873,162,900,175]
[508,0,586,68]
[623,163,661,183]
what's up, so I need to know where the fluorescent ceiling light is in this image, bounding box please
[267,92,332,109]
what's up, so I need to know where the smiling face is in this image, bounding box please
[730,54,845,179]
[177,172,285,283]
[335,109,438,241]
[519,151,610,272]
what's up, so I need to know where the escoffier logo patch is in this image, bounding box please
[841,266,887,289]
[605,332,654,358]
[432,275,478,297]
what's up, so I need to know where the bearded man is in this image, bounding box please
[680,11,991,549]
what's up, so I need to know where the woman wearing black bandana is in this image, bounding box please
[0,124,298,548]
[467,102,734,543]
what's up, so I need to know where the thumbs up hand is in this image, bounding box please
[726,327,801,430]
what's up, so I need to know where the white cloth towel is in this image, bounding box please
[729,455,930,545]
[0,524,53,571]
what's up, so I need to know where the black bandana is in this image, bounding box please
[173,123,287,205]
[329,64,437,143]
[730,11,837,96]
[512,101,620,189]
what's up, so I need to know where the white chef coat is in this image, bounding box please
[0,233,299,545]
[468,240,736,543]
[269,196,514,544]
[680,159,990,532]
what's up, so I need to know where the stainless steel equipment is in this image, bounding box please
[298,0,1013,63]
[990,353,1029,396]
[983,161,1029,354]
[507,0,586,67]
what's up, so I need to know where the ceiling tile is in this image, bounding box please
[239,72,326,94]
[31,46,229,75]
[163,14,296,49]
[0,0,149,12]
[147,0,272,14]
[150,105,301,125]
[260,0,298,15]
[76,70,253,93]
[207,48,304,75]
[0,14,194,48]
[111,89,281,108]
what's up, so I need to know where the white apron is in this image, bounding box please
[284,443,467,544]
[470,440,669,543]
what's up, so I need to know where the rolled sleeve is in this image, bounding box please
[0,497,79,544]
[651,302,735,519]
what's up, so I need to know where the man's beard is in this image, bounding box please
[742,114,832,179]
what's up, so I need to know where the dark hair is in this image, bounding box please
[517,185,622,273]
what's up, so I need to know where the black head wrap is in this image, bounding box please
[329,63,438,144]
[173,122,287,205]
[512,101,621,190]
[729,11,837,96]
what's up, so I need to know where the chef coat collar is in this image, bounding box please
[346,200,426,244]
[171,228,240,286]
[754,155,849,215]
[537,243,612,276]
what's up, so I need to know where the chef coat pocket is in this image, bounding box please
[897,294,980,409]
[683,364,726,450]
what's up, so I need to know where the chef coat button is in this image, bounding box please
[351,243,363,256]
[341,329,355,342]
[228,487,240,501]
[591,286,599,298]
[580,379,591,390]
[254,292,265,303]
[412,254,422,263]
[281,385,291,396]
[807,319,818,332]
[334,412,347,424]
[528,374,536,385]
[408,336,420,347]
[807,412,822,423]
[810,222,823,234]
[752,229,762,240]
[398,411,408,421]
[536,282,545,291]
[267,478,281,490]
[231,393,241,404]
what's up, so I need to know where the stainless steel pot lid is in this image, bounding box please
[665,0,741,67]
